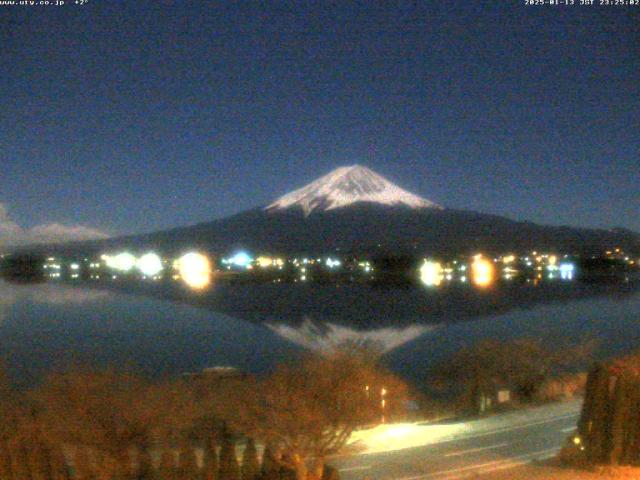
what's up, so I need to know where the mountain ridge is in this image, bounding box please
[12,166,640,257]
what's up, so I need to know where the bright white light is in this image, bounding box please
[137,253,163,276]
[70,263,80,270]
[326,258,341,268]
[560,262,575,280]
[178,252,211,289]
[105,252,137,272]
[419,260,443,287]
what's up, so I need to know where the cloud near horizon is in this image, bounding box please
[0,203,109,247]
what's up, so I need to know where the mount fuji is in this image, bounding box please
[266,165,440,215]
[25,165,640,256]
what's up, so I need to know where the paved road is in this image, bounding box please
[332,401,582,480]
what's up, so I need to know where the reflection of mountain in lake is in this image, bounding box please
[2,278,640,388]
[82,277,639,335]
[267,317,436,353]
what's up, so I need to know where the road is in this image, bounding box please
[332,400,582,480]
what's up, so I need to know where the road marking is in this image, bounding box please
[339,465,371,472]
[396,446,561,480]
[444,442,508,457]
[561,426,577,433]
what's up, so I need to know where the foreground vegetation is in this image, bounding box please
[428,337,594,414]
[0,336,599,480]
[0,349,408,480]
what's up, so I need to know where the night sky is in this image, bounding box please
[1,1,639,244]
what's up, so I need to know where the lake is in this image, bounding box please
[0,279,639,388]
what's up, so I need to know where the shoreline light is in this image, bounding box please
[326,257,341,269]
[137,252,163,277]
[178,252,211,289]
[471,255,495,288]
[105,252,137,272]
[560,262,575,280]
[226,251,253,268]
[419,260,443,287]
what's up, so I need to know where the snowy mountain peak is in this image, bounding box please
[266,165,441,215]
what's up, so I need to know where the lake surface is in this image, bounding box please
[1,279,639,387]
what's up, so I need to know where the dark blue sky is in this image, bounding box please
[1,1,639,240]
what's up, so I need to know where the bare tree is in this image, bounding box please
[232,349,408,480]
[34,369,150,479]
[430,337,595,409]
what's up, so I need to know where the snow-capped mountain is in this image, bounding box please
[266,165,441,216]
[29,165,640,257]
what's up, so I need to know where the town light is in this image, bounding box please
[105,252,137,272]
[228,251,253,268]
[381,387,387,424]
[560,262,575,280]
[419,260,443,287]
[178,252,211,289]
[471,255,495,288]
[502,255,515,264]
[256,256,273,268]
[137,252,163,277]
[326,257,341,268]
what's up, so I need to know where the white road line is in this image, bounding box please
[561,426,577,433]
[339,465,371,472]
[396,447,561,480]
[444,442,508,458]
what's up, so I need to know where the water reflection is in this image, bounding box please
[0,281,108,307]
[0,284,17,323]
[1,278,639,387]
[267,317,436,354]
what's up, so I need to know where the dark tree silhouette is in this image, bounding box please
[578,354,640,465]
